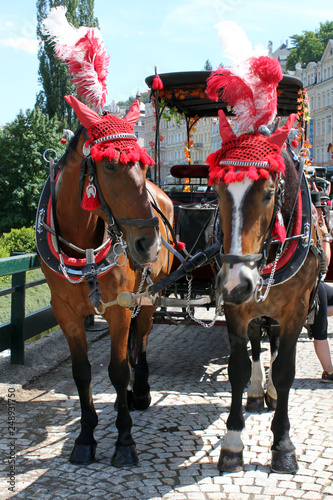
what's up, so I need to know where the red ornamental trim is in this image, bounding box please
[219,160,270,168]
[208,154,285,185]
[92,133,137,145]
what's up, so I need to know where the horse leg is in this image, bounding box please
[129,306,155,410]
[218,320,251,472]
[106,307,138,467]
[246,318,265,412]
[270,332,298,473]
[52,301,98,464]
[265,320,280,410]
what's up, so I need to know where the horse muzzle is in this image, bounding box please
[127,232,161,267]
[216,253,261,305]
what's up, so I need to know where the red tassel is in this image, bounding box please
[173,241,186,251]
[152,74,163,90]
[271,211,286,243]
[81,183,101,210]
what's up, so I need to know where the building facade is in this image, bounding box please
[294,40,333,167]
[144,101,221,186]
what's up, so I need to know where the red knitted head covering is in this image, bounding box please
[207,129,285,185]
[205,97,298,185]
[65,95,154,166]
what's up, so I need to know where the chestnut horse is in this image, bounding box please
[211,133,320,473]
[37,126,173,467]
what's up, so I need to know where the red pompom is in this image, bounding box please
[250,56,283,85]
[174,241,186,251]
[291,139,298,148]
[224,168,237,184]
[152,74,163,90]
[60,137,67,144]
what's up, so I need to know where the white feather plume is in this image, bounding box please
[207,21,282,133]
[215,20,267,80]
[42,6,109,111]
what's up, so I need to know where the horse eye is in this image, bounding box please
[264,190,274,202]
[104,162,116,172]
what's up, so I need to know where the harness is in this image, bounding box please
[216,153,315,301]
[78,155,159,239]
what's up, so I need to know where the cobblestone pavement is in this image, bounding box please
[1,314,333,500]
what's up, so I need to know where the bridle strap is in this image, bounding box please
[79,156,159,236]
[115,217,159,228]
[219,172,284,269]
[219,253,262,266]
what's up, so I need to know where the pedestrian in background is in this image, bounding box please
[310,191,333,382]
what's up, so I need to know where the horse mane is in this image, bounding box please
[280,147,299,225]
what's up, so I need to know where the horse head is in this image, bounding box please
[65,95,160,268]
[208,111,298,305]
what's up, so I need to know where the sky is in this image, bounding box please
[0,0,333,126]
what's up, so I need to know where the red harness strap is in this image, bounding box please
[262,189,302,276]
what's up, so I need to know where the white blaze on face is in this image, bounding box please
[228,176,253,254]
[223,177,254,294]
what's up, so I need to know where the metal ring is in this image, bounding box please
[43,149,58,163]
[299,148,310,158]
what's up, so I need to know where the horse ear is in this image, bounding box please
[267,113,298,151]
[218,110,237,143]
[123,99,140,130]
[64,95,101,129]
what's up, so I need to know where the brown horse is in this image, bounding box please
[208,115,320,473]
[37,123,173,467]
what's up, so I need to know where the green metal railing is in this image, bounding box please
[0,253,57,365]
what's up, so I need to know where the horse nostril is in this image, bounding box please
[241,276,253,294]
[134,236,151,256]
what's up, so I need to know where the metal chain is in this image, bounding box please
[185,275,221,328]
[59,255,85,284]
[131,268,148,318]
[254,250,281,303]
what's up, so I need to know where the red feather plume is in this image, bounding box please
[42,6,110,111]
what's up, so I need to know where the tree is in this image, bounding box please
[117,92,149,109]
[36,0,99,127]
[0,107,66,234]
[317,21,333,47]
[203,59,213,71]
[286,21,333,70]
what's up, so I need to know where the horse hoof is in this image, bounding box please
[132,392,151,411]
[69,443,96,465]
[111,444,138,467]
[271,450,298,474]
[264,392,277,410]
[218,449,244,472]
[246,395,264,412]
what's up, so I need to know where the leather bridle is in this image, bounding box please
[78,155,159,240]
[218,172,286,271]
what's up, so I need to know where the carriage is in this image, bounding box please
[37,8,324,475]
[142,71,310,326]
